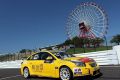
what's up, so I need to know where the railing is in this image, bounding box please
[74,48,120,65]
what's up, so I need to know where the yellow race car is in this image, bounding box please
[21,50,101,80]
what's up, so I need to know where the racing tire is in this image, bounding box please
[59,66,73,80]
[23,67,30,79]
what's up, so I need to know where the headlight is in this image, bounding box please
[75,62,86,67]
[72,61,86,67]
[90,62,97,67]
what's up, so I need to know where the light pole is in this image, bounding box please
[104,36,108,50]
[83,38,86,53]
[73,39,75,54]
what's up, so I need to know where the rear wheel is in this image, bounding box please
[59,66,73,80]
[23,67,30,78]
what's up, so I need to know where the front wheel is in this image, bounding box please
[59,66,73,80]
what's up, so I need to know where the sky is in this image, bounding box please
[0,0,120,53]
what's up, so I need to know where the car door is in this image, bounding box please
[40,52,56,77]
[28,53,44,76]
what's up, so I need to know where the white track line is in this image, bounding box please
[0,75,21,80]
[100,66,120,67]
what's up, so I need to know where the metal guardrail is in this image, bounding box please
[0,52,32,62]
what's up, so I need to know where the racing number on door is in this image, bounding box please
[32,64,43,72]
[39,64,43,72]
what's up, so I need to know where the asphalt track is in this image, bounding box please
[0,66,120,80]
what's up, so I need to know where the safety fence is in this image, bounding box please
[74,45,120,65]
[0,52,32,62]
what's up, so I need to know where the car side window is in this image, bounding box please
[33,54,39,60]
[40,52,54,60]
[27,52,55,60]
[29,54,40,60]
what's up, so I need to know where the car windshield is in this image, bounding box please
[53,52,75,59]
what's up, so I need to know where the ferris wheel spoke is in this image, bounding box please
[70,10,81,22]
[68,16,78,23]
[91,30,100,37]
[91,26,103,32]
[87,7,98,26]
[88,12,96,26]
[74,9,81,20]
[91,28,102,36]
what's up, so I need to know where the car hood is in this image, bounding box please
[64,57,95,63]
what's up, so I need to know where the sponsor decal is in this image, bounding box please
[73,68,82,74]
[55,67,58,69]
[79,57,94,63]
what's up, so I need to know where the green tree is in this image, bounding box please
[110,34,120,45]
[19,49,27,53]
[63,36,104,48]
[63,39,73,46]
[19,49,32,53]
[72,36,82,47]
[95,37,104,47]
[82,38,90,47]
